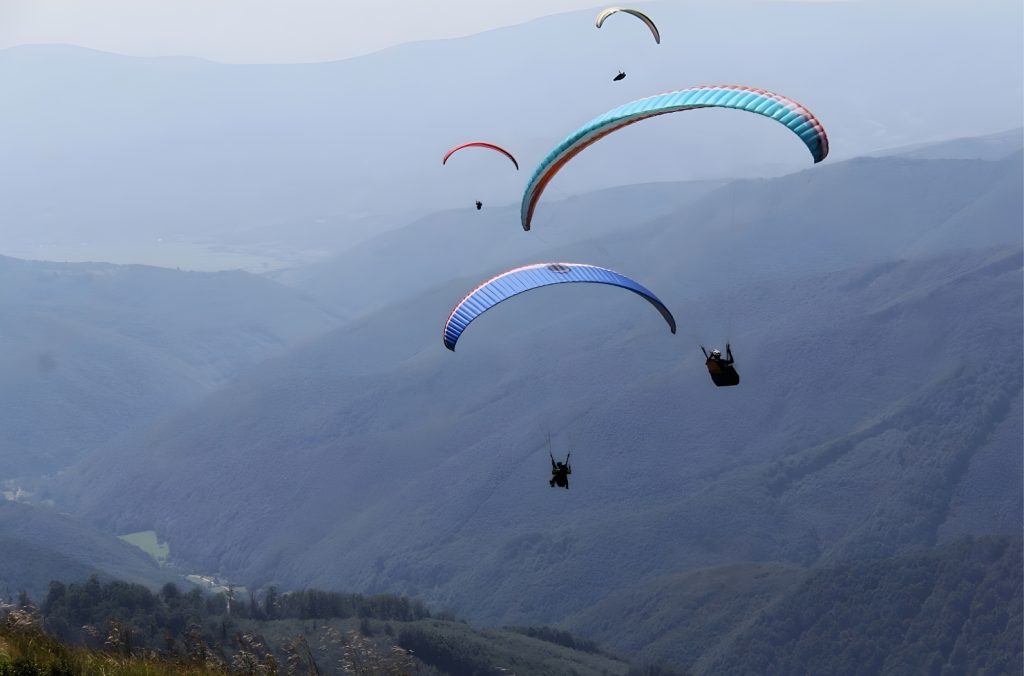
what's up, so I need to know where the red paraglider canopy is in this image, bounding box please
[442,142,519,170]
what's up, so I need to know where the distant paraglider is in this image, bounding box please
[443,263,677,351]
[595,7,661,44]
[442,142,519,170]
[702,344,740,387]
[444,143,517,213]
[547,433,572,489]
[520,85,829,230]
[613,71,627,82]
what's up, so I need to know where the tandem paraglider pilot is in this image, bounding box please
[550,452,572,489]
[702,343,740,387]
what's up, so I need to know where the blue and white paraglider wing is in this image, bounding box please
[443,262,676,351]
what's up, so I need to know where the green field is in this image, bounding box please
[117,530,169,565]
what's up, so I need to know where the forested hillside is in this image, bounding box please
[709,537,1022,675]
[5,538,1018,674]
[15,577,633,675]
[569,536,1022,675]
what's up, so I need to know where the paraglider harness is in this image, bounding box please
[702,344,740,387]
[549,450,572,489]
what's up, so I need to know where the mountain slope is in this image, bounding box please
[0,257,340,477]
[567,537,1022,675]
[60,243,1022,624]
[275,150,1022,320]
[47,140,1023,625]
[567,562,808,671]
[0,501,179,600]
[271,178,724,316]
[710,537,1022,675]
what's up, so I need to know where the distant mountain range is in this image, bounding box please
[1,0,1020,264]
[871,127,1023,162]
[279,148,1023,318]
[46,137,1021,629]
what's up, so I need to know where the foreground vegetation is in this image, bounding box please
[0,608,223,675]
[2,580,635,675]
[6,536,1018,673]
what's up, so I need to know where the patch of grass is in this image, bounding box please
[117,531,169,565]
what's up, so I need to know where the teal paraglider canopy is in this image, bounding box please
[521,85,830,231]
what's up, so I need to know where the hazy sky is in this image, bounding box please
[0,0,847,63]
[1,0,610,62]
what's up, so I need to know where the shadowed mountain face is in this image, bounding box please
[702,540,1023,676]
[1,1,1020,264]
[55,143,1022,625]
[566,536,1022,674]
[0,258,341,477]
